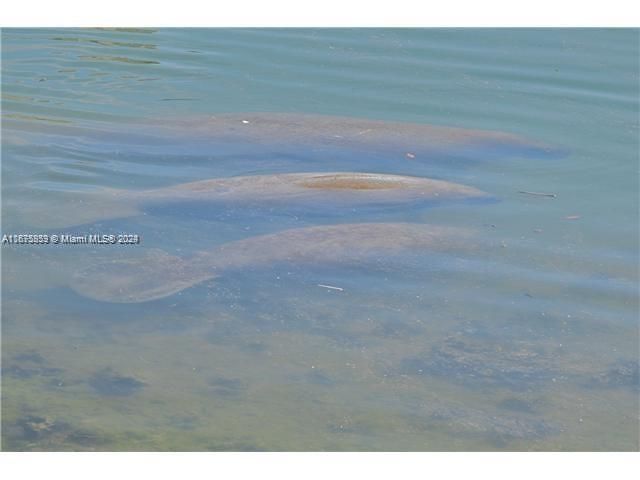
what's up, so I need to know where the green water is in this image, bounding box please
[1,28,638,451]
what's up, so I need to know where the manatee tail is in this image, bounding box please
[70,249,217,303]
[17,187,142,229]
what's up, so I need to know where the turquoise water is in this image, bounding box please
[1,28,638,451]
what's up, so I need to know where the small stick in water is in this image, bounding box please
[318,284,344,291]
[518,190,557,198]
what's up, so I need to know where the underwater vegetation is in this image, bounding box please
[3,414,108,452]
[399,331,559,391]
[88,368,146,397]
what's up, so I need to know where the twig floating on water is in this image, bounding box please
[318,284,344,291]
[518,190,557,198]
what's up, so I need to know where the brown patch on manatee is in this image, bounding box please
[296,174,405,190]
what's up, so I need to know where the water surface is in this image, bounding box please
[1,28,638,451]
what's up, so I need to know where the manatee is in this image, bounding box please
[5,112,562,161]
[20,172,489,228]
[70,222,474,303]
[146,112,563,160]
[123,171,488,206]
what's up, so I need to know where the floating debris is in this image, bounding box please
[317,284,344,291]
[518,190,557,198]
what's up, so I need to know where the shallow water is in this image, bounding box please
[1,28,638,451]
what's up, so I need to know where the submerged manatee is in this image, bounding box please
[6,112,562,160]
[71,222,474,303]
[8,112,560,229]
[148,112,562,159]
[137,172,487,201]
[21,172,488,228]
